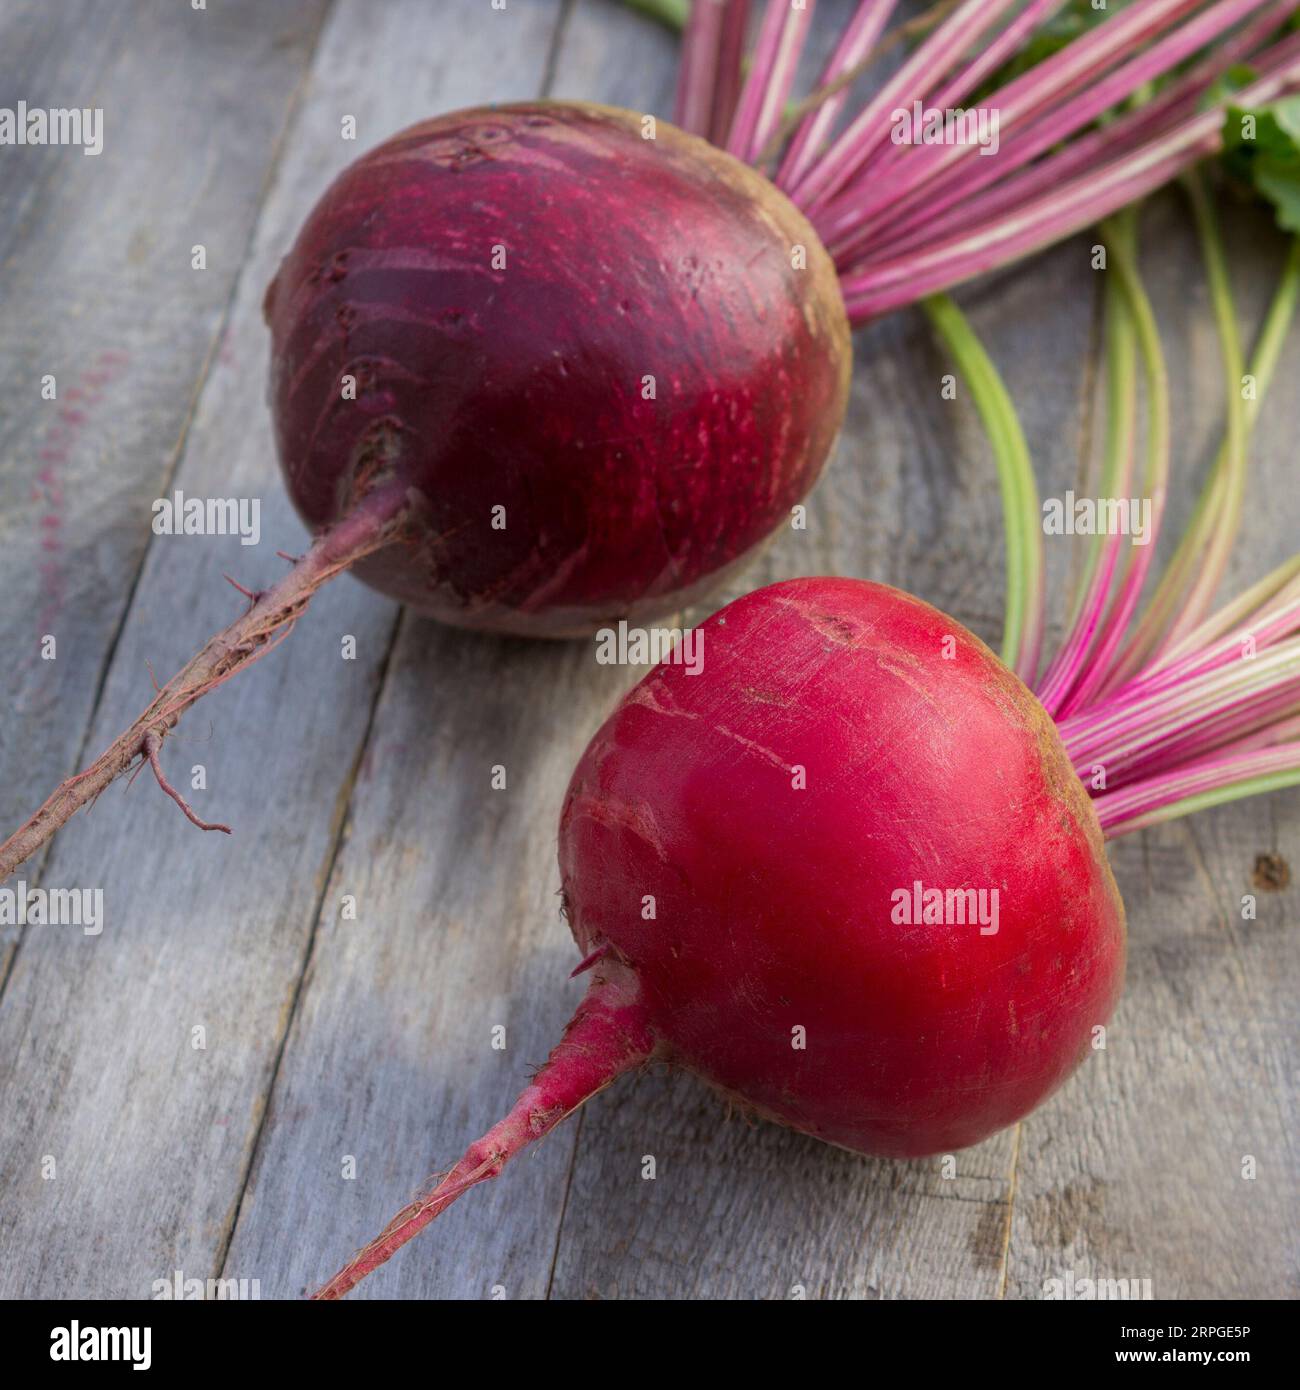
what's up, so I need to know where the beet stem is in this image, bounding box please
[772,0,896,189]
[672,0,726,136]
[707,0,751,148]
[725,0,812,164]
[311,970,654,1300]
[142,730,232,835]
[0,480,413,883]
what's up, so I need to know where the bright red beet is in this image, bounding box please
[263,101,851,636]
[315,577,1125,1297]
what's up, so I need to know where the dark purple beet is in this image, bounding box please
[263,100,851,636]
[0,102,852,880]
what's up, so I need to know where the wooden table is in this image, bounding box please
[1,0,1295,1299]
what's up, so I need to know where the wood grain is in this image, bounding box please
[0,0,330,917]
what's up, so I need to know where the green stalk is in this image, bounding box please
[1114,204,1300,682]
[922,293,1044,683]
[1159,172,1249,648]
[1063,205,1172,711]
[621,0,690,31]
[1110,767,1300,837]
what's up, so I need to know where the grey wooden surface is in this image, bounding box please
[0,0,1295,1300]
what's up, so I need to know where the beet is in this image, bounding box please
[0,101,849,880]
[559,575,1126,1156]
[314,578,1125,1295]
[263,101,851,636]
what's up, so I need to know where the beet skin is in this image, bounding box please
[559,577,1127,1157]
[264,102,851,636]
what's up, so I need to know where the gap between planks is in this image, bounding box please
[0,0,336,1006]
[217,603,407,1282]
[212,0,578,1296]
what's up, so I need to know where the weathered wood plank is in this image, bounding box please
[0,0,331,915]
[215,0,607,1299]
[225,628,642,1298]
[0,0,561,1298]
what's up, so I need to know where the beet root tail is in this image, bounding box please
[0,481,413,883]
[311,968,654,1300]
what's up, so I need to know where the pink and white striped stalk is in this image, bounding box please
[776,0,898,188]
[788,0,1017,210]
[673,0,729,135]
[666,0,1300,837]
[828,0,1274,267]
[817,0,1217,258]
[727,0,817,162]
[838,49,1300,321]
[871,0,1067,177]
[862,0,1300,264]
[1095,742,1300,836]
[709,0,752,144]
